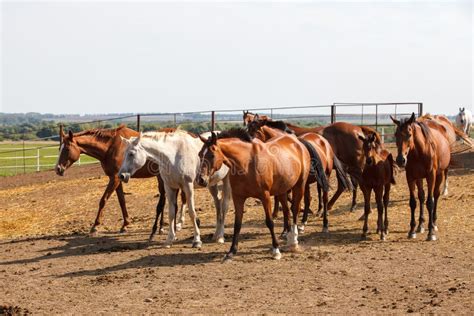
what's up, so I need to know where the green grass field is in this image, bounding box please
[0,142,98,177]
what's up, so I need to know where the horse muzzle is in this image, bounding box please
[119,172,131,183]
[396,155,407,168]
[196,175,208,187]
[55,165,65,176]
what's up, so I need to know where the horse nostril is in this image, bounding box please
[367,157,373,165]
[119,174,125,180]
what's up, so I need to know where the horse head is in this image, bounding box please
[55,130,81,176]
[391,112,416,167]
[118,133,146,183]
[357,132,378,166]
[197,132,224,187]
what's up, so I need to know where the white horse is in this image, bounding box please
[456,107,472,135]
[118,130,231,247]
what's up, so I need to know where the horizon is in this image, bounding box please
[1,1,473,115]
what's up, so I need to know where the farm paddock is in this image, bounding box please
[1,159,473,314]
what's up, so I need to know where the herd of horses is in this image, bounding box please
[55,110,472,260]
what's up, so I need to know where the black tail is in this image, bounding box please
[299,139,330,192]
[387,153,396,185]
[333,155,354,191]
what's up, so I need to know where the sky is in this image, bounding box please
[1,0,472,115]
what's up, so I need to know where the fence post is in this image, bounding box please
[375,104,378,132]
[331,105,336,123]
[270,108,273,119]
[361,104,364,125]
[37,148,40,172]
[137,114,141,132]
[59,124,64,146]
[418,103,423,117]
[23,140,26,174]
[211,111,215,132]
[78,155,81,166]
[173,114,177,127]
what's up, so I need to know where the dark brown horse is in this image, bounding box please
[55,125,182,236]
[198,128,310,260]
[391,113,451,241]
[358,132,396,240]
[247,118,352,233]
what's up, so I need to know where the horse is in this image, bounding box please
[118,129,231,247]
[357,132,396,241]
[243,113,383,214]
[55,125,176,235]
[391,113,451,241]
[246,118,352,234]
[242,111,270,126]
[456,107,472,135]
[197,128,310,260]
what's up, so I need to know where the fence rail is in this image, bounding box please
[0,102,422,176]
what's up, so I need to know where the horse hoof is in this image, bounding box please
[119,227,128,234]
[384,229,389,235]
[89,227,99,236]
[222,253,233,263]
[322,227,329,234]
[416,226,425,233]
[192,241,202,248]
[433,225,439,232]
[148,234,155,243]
[176,223,182,231]
[158,228,165,235]
[216,237,225,244]
[408,232,416,239]
[280,232,288,240]
[380,235,386,241]
[272,248,282,260]
[426,234,437,241]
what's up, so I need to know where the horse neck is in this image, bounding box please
[410,124,431,159]
[74,135,110,161]
[218,139,252,172]
[261,126,283,140]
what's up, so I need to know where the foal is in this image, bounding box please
[358,133,396,241]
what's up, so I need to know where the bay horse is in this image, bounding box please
[357,132,396,241]
[55,125,174,235]
[243,112,383,214]
[197,129,310,260]
[118,130,231,247]
[391,113,451,241]
[246,118,352,234]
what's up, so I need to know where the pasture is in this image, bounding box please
[1,157,473,314]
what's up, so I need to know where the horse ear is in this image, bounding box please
[459,107,462,112]
[390,115,400,126]
[131,135,141,146]
[254,114,259,121]
[211,132,217,145]
[199,134,208,143]
[408,112,416,124]
[68,130,74,140]
[462,107,465,112]
[120,136,131,145]
[357,132,366,141]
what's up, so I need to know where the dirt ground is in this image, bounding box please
[1,159,473,314]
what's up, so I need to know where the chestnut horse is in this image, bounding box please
[197,129,310,260]
[243,112,383,213]
[55,125,174,234]
[391,113,451,241]
[247,118,352,233]
[357,132,396,241]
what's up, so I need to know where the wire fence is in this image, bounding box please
[0,102,422,176]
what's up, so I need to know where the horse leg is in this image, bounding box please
[278,193,291,238]
[90,176,119,235]
[288,182,305,251]
[209,184,224,243]
[164,185,178,247]
[219,175,232,243]
[263,192,281,260]
[224,195,245,261]
[374,186,385,241]
[426,172,437,241]
[442,169,449,196]
[433,171,445,233]
[299,182,312,233]
[272,196,280,219]
[383,183,390,236]
[350,177,358,212]
[176,190,187,231]
[327,176,344,211]
[150,176,166,241]
[361,186,371,240]
[416,179,425,233]
[115,182,130,233]
[407,179,417,239]
[316,184,323,217]
[182,182,202,248]
[321,190,329,233]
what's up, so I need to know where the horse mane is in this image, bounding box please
[73,124,128,139]
[142,128,189,140]
[415,121,437,151]
[262,120,294,134]
[217,128,253,142]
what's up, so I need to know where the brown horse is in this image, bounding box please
[55,125,182,236]
[247,118,352,233]
[198,128,310,260]
[243,112,383,213]
[391,113,451,241]
[357,132,396,241]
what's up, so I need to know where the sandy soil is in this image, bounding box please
[0,159,473,314]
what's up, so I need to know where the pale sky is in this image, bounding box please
[1,0,472,115]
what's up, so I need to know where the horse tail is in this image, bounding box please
[299,139,330,192]
[387,153,396,185]
[453,126,473,147]
[333,155,354,192]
